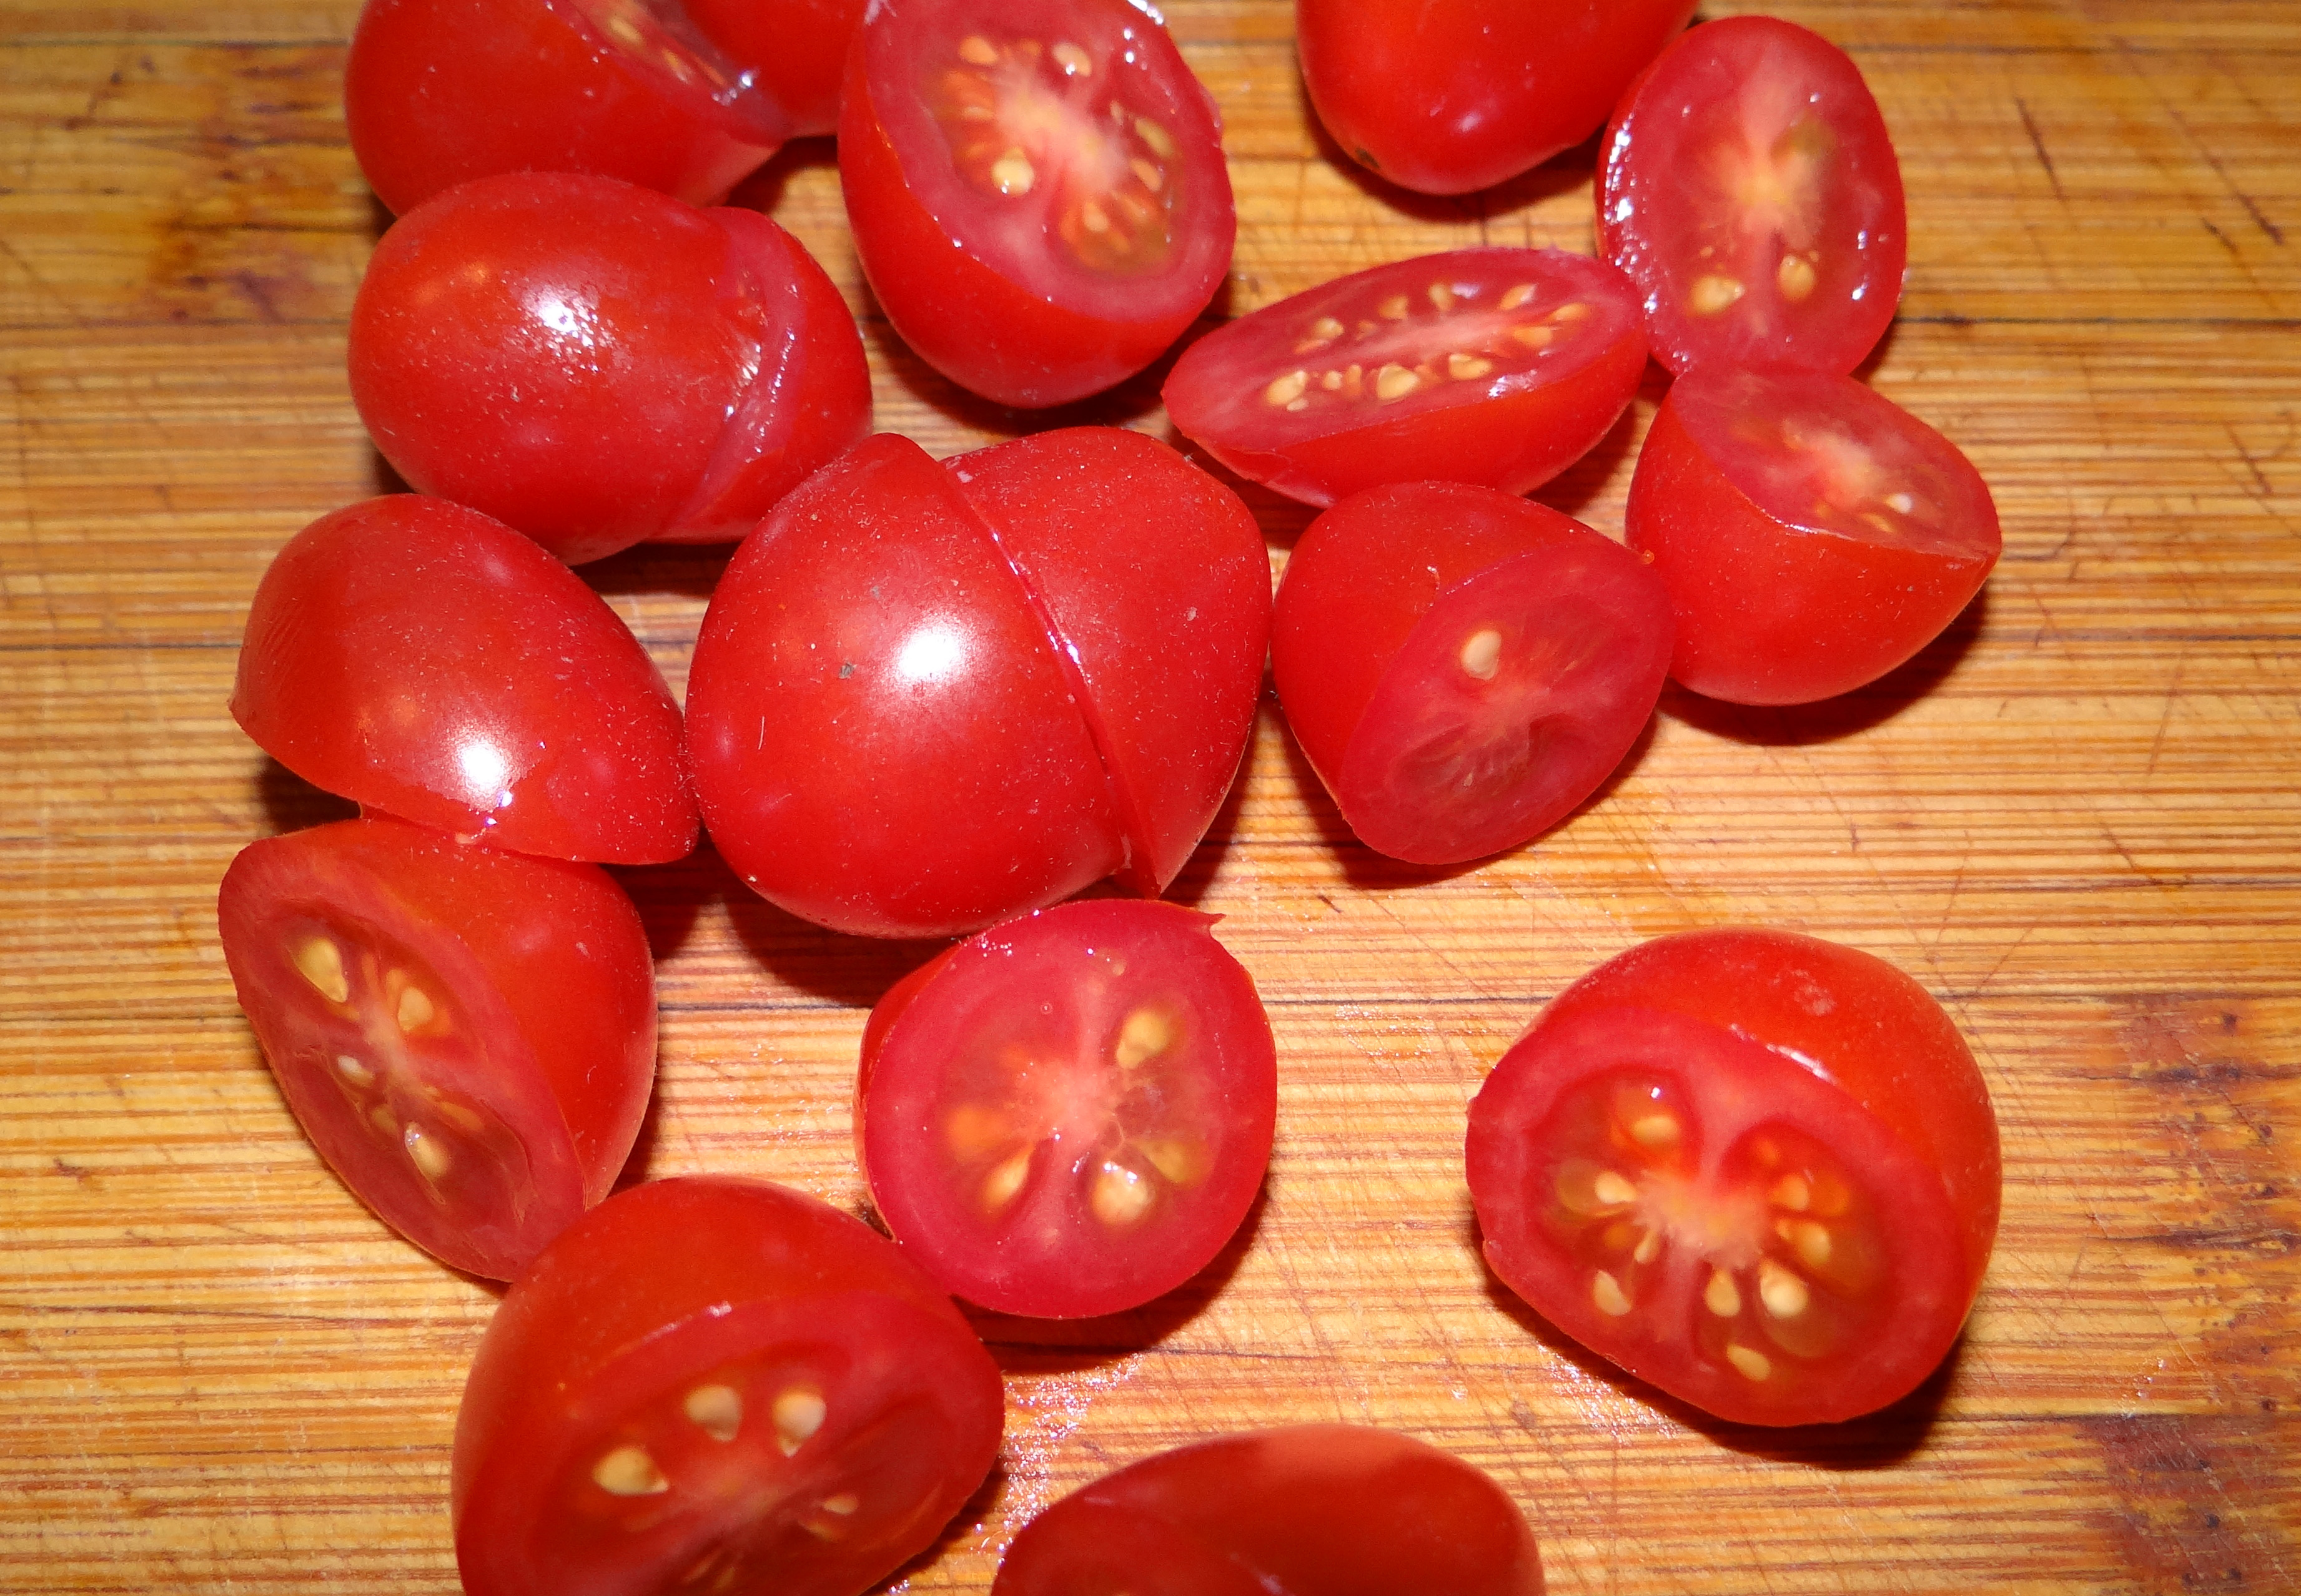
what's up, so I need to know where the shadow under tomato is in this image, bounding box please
[723,134,838,215]
[1535,363,1667,529]
[580,539,735,602]
[255,757,360,837]
[702,845,953,1012]
[1156,693,1273,913]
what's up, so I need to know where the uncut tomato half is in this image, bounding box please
[681,0,863,137]
[1598,14,1906,376]
[216,816,656,1279]
[685,428,1270,939]
[345,0,788,216]
[839,0,1235,407]
[1298,0,1694,196]
[232,496,697,865]
[453,1177,1004,1596]
[1467,930,2002,1427]
[994,1426,1544,1595]
[1625,364,2001,705]
[858,900,1276,1319]
[1273,483,1672,866]
[1162,249,1646,508]
[350,172,869,564]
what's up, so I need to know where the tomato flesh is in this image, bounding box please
[681,0,863,137]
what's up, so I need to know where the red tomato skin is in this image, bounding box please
[1297,0,1695,195]
[217,817,656,1279]
[231,496,698,865]
[681,0,863,137]
[345,0,787,216]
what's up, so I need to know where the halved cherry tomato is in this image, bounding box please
[994,1426,1544,1595]
[1162,249,1646,508]
[1597,14,1906,376]
[232,496,698,865]
[857,900,1275,1318]
[1467,929,2001,1427]
[685,428,1269,939]
[681,0,863,137]
[1625,365,2000,705]
[349,172,869,564]
[345,0,789,216]
[453,1176,1003,1596]
[216,816,656,1279]
[1272,483,1672,865]
[839,0,1235,406]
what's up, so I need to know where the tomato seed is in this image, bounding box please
[1590,1270,1633,1316]
[1758,1259,1811,1319]
[1778,253,1819,302]
[1689,275,1746,316]
[293,937,349,1005]
[591,1444,668,1496]
[772,1386,827,1455]
[1725,1344,1773,1381]
[683,1383,743,1442]
[1705,1268,1742,1318]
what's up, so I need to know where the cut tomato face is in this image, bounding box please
[1625,365,2000,704]
[1467,930,2002,1426]
[857,900,1276,1318]
[453,1177,1003,1596]
[1272,483,1672,865]
[1163,248,1646,508]
[839,0,1235,406]
[216,817,657,1279]
[1598,14,1906,376]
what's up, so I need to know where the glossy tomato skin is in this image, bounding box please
[345,0,788,216]
[681,0,863,137]
[217,816,656,1279]
[349,173,869,564]
[1274,483,1671,865]
[1467,930,2001,1426]
[995,1426,1544,1595]
[232,496,698,865]
[839,0,1235,407]
[1163,249,1647,508]
[453,1176,1003,1596]
[1626,365,2000,704]
[1299,0,1693,195]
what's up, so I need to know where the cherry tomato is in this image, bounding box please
[1467,929,2002,1427]
[216,816,656,1279]
[857,900,1275,1318]
[1597,14,1906,376]
[1298,0,1694,196]
[685,428,1270,939]
[1625,365,2001,705]
[232,496,698,865]
[1272,483,1672,866]
[349,173,869,565]
[681,0,863,138]
[345,0,789,216]
[838,0,1235,407]
[453,1176,1003,1596]
[994,1426,1544,1595]
[1162,249,1647,508]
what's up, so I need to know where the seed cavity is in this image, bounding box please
[592,1444,668,1497]
[1051,40,1092,76]
[957,34,999,66]
[1447,353,1494,380]
[334,1054,374,1088]
[1777,252,1818,302]
[403,1123,451,1182]
[294,938,349,1005]
[1499,283,1536,310]
[1590,1270,1633,1316]
[981,1147,1032,1213]
[683,1384,743,1442]
[1705,1268,1742,1318]
[395,982,436,1033]
[773,1387,827,1455]
[1079,199,1111,234]
[1373,363,1420,401]
[1263,370,1310,408]
[1138,1137,1204,1186]
[1091,1161,1153,1226]
[1725,1344,1773,1381]
[1758,1259,1811,1319]
[1629,1113,1680,1149]
[989,149,1036,195]
[1458,628,1503,681]
[1690,275,1746,316]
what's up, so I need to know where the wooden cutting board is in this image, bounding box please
[3,0,2295,1589]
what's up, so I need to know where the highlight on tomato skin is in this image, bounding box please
[680,0,863,137]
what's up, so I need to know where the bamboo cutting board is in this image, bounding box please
[2,0,2297,1590]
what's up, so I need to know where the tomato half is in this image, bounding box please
[1597,14,1906,376]
[994,1426,1544,1595]
[1272,483,1671,866]
[453,1176,1003,1596]
[1467,930,2001,1427]
[1162,249,1646,508]
[1298,0,1694,196]
[232,496,698,865]
[681,0,863,137]
[345,0,789,216]
[838,0,1235,407]
[857,900,1275,1319]
[349,172,869,564]
[1625,365,2001,705]
[216,817,656,1279]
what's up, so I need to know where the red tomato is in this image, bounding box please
[232,496,698,865]
[1162,249,1647,508]
[682,0,863,137]
[453,1176,1003,1596]
[1298,0,1694,196]
[1597,15,1906,376]
[1625,365,2000,705]
[685,428,1270,939]
[215,816,656,1279]
[994,1426,1544,1595]
[838,0,1235,407]
[856,900,1275,1318]
[1467,930,2002,1427]
[1272,483,1672,865]
[349,173,869,565]
[345,0,788,216]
